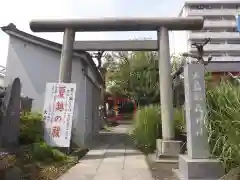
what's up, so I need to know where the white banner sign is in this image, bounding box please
[43,83,76,147]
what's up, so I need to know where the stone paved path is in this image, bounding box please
[58,124,154,180]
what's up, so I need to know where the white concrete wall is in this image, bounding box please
[4,36,101,146]
[0,76,5,86]
[84,66,101,144]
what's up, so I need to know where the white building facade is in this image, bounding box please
[179,1,240,62]
[1,24,103,147]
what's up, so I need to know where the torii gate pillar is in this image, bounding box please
[158,27,174,140]
[58,28,75,83]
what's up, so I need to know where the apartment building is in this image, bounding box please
[179,1,240,81]
[0,65,5,86]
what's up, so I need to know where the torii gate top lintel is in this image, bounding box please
[30,17,204,32]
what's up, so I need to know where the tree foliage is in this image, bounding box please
[103,51,159,105]
[102,52,187,106]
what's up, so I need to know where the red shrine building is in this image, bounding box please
[104,92,136,122]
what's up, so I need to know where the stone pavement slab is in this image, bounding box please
[57,125,154,180]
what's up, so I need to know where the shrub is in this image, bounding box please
[174,107,185,137]
[206,81,240,171]
[32,142,53,160]
[20,112,43,144]
[18,110,71,163]
[131,105,186,154]
[32,142,67,162]
[131,104,161,153]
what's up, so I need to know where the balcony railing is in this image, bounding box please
[207,56,240,61]
[190,44,240,52]
[185,56,240,72]
[204,20,236,28]
[189,32,240,40]
[187,9,238,16]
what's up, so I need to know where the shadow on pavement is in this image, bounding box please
[83,151,142,160]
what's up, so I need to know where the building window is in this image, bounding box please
[209,27,236,32]
[210,53,223,57]
[190,5,205,9]
[210,40,225,44]
[228,39,240,45]
[223,16,235,21]
[225,27,237,32]
[205,52,224,57]
[206,5,212,9]
[211,5,221,9]
[209,28,225,32]
[228,52,240,56]
[222,5,238,9]
[205,16,222,21]
[190,5,200,9]
[227,40,240,44]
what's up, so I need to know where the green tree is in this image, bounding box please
[102,52,188,106]
[103,51,159,106]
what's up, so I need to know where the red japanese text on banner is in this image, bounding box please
[43,83,76,147]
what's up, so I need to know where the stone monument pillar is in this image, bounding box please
[0,78,21,148]
[174,64,224,180]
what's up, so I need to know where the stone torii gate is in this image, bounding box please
[29,17,204,156]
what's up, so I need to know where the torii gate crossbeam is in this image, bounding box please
[30,17,203,32]
[30,17,204,157]
[73,40,158,51]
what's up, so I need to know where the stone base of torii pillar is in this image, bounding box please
[156,139,182,158]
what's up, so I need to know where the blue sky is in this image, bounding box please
[0,0,202,66]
